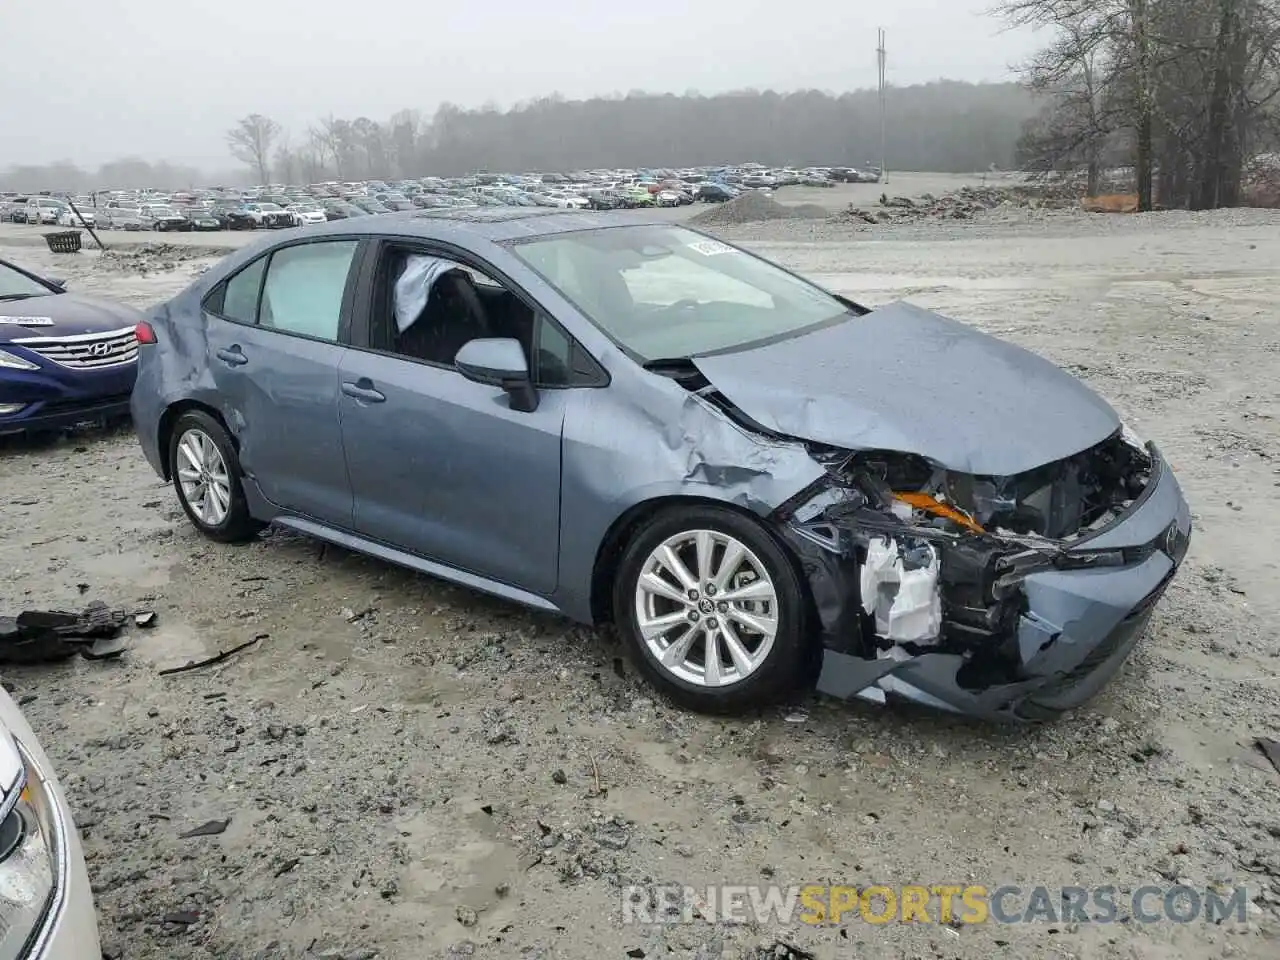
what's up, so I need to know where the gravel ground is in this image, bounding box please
[2,200,1279,960]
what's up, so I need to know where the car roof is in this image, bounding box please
[302,206,671,244]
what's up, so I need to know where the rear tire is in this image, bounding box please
[612,505,810,713]
[168,410,264,544]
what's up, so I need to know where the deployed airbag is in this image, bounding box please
[394,255,457,333]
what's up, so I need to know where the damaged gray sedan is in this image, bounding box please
[129,209,1191,721]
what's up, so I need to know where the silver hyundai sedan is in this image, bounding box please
[129,208,1191,721]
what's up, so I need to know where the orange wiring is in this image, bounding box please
[893,492,985,534]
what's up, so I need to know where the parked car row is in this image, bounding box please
[0,162,878,234]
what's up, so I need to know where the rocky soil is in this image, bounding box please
[2,203,1279,960]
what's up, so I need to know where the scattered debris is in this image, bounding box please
[179,818,230,839]
[134,611,158,628]
[837,183,1083,226]
[1256,738,1280,776]
[158,634,267,676]
[454,905,478,927]
[0,601,131,663]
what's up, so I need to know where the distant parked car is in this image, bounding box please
[2,198,30,223]
[242,202,294,228]
[98,204,146,230]
[697,184,738,203]
[322,200,367,221]
[211,205,258,231]
[25,198,66,225]
[286,202,328,226]
[182,208,223,231]
[352,198,392,215]
[140,206,191,232]
[0,255,142,436]
[56,205,96,228]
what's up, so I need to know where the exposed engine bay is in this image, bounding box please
[774,428,1158,688]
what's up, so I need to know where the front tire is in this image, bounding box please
[168,410,264,544]
[612,505,809,713]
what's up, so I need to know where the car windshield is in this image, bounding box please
[0,262,54,300]
[511,224,850,360]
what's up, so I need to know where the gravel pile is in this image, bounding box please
[691,191,829,226]
[839,184,1083,224]
[100,243,216,276]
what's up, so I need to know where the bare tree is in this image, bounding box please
[1000,0,1280,210]
[226,114,281,185]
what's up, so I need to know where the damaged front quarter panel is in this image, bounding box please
[771,431,1190,721]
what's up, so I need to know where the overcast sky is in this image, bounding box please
[2,0,1039,169]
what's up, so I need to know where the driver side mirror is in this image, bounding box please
[455,337,539,413]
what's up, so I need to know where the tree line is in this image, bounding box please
[1004,0,1280,209]
[1,82,1038,191]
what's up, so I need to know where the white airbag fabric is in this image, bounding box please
[394,254,456,333]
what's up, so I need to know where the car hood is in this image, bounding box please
[0,293,143,342]
[691,300,1120,476]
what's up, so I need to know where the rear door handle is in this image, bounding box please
[215,346,247,366]
[341,379,386,403]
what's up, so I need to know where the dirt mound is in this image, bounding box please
[836,184,1082,225]
[99,243,211,276]
[691,190,827,225]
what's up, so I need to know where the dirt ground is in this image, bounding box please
[2,196,1279,960]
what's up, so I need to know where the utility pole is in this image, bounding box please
[877,27,888,185]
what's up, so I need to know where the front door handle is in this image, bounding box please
[215,346,247,366]
[341,379,386,403]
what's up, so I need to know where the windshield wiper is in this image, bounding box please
[0,294,39,302]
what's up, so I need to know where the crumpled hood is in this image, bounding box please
[0,293,144,342]
[692,300,1120,476]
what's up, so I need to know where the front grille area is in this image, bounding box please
[13,326,137,369]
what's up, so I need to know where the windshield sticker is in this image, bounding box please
[0,316,54,326]
[687,239,736,256]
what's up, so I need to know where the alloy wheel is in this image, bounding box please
[175,428,232,526]
[633,529,779,687]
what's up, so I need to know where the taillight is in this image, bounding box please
[134,321,157,344]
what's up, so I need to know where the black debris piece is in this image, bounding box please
[1256,738,1280,776]
[162,911,200,926]
[179,818,231,839]
[0,601,130,664]
[158,634,267,676]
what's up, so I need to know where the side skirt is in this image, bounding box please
[273,515,563,615]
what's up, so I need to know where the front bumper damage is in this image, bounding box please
[775,433,1191,721]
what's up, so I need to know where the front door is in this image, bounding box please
[336,244,569,596]
[337,350,565,595]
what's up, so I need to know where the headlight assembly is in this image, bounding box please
[0,739,64,959]
[0,350,40,372]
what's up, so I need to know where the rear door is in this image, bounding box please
[202,239,364,525]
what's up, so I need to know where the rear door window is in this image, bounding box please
[258,241,360,341]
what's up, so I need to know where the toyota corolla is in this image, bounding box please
[128,209,1191,721]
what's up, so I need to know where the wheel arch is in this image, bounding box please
[157,400,236,480]
[588,494,809,627]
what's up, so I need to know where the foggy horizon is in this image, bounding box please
[2,0,1040,170]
